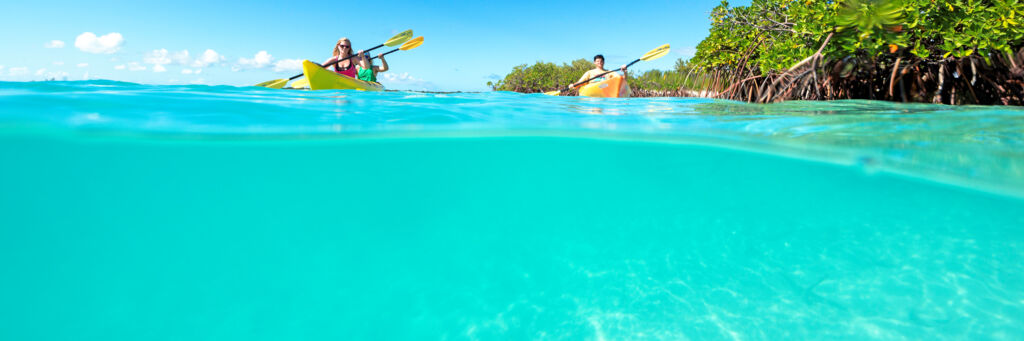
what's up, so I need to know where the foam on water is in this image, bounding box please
[1,81,1023,339]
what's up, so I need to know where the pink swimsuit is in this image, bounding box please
[334,59,357,78]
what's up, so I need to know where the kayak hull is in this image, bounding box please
[578,76,630,98]
[302,60,384,91]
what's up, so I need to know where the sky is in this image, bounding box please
[0,0,749,91]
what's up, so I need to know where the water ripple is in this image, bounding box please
[2,80,1024,197]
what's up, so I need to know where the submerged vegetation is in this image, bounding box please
[492,0,1024,105]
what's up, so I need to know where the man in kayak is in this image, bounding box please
[357,52,389,83]
[322,37,368,79]
[570,54,629,94]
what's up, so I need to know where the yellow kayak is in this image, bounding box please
[578,76,631,98]
[301,60,383,91]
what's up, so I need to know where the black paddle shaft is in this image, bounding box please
[370,47,402,60]
[286,43,386,80]
[564,58,641,92]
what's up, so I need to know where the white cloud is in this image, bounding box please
[39,70,69,80]
[238,51,273,69]
[144,49,191,70]
[379,72,438,91]
[144,49,173,65]
[0,65,4,72]
[45,40,65,48]
[181,68,194,74]
[676,46,697,58]
[77,63,89,68]
[195,69,202,74]
[9,67,28,76]
[53,61,65,66]
[382,72,413,81]
[119,62,146,71]
[48,71,69,79]
[35,68,47,76]
[75,32,124,54]
[171,50,190,65]
[191,49,224,67]
[273,59,302,72]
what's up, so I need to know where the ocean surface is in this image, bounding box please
[1,80,1022,340]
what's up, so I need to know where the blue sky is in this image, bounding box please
[0,0,748,91]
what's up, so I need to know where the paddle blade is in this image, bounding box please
[255,78,288,89]
[640,44,671,61]
[384,29,413,47]
[543,90,562,96]
[399,36,424,50]
[289,78,310,89]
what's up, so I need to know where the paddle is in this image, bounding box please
[369,36,424,60]
[255,29,413,89]
[543,44,670,96]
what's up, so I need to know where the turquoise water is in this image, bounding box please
[1,81,1023,340]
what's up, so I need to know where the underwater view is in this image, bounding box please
[1,81,1022,339]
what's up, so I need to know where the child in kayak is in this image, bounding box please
[570,54,629,92]
[357,52,389,83]
[322,37,367,78]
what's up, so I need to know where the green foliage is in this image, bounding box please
[693,0,1024,72]
[631,69,685,91]
[490,59,592,92]
[632,59,712,91]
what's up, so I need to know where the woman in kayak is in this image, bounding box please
[570,54,628,90]
[357,52,389,83]
[322,37,367,78]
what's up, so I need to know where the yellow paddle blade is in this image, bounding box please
[543,90,561,96]
[399,36,424,50]
[640,44,671,61]
[254,78,288,89]
[289,78,310,89]
[384,29,413,47]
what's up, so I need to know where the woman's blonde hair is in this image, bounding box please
[332,37,352,58]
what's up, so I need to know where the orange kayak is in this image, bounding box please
[578,76,631,98]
